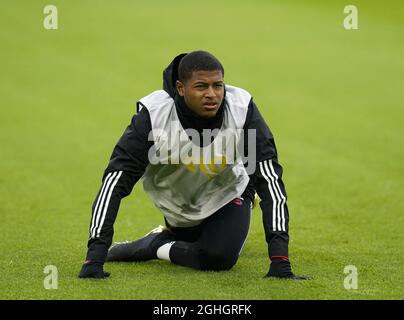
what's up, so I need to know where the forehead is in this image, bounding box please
[188,70,224,83]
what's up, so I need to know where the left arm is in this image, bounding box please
[243,99,294,277]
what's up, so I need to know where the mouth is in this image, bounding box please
[203,101,218,110]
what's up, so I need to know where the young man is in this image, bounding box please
[79,51,307,279]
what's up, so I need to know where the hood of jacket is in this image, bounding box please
[162,53,187,99]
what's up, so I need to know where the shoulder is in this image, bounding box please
[225,85,252,107]
[137,90,174,112]
[223,85,252,128]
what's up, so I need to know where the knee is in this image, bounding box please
[197,248,238,271]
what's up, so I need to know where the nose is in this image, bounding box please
[205,86,216,98]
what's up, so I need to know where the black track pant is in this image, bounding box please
[167,198,252,271]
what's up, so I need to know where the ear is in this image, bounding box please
[176,80,185,97]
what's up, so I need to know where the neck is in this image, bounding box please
[175,95,224,132]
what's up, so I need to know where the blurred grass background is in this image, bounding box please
[0,0,403,299]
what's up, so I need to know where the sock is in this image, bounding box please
[156,241,175,261]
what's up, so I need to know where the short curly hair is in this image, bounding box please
[178,50,224,83]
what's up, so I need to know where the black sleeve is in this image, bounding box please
[243,100,290,261]
[85,107,153,263]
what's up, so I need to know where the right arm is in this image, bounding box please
[79,107,152,278]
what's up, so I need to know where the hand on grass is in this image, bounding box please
[78,261,110,279]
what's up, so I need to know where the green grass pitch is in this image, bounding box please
[0,0,403,299]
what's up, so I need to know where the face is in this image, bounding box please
[176,70,225,119]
